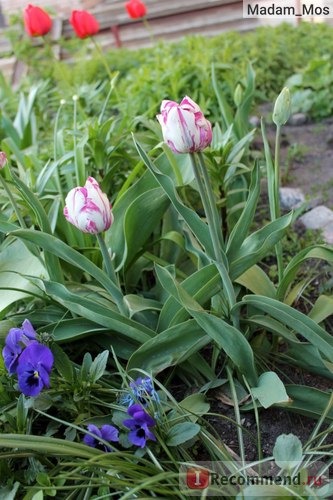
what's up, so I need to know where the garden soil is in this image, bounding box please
[259,111,333,209]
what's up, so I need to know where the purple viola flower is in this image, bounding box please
[2,319,37,375]
[16,343,54,397]
[83,424,119,452]
[123,403,156,448]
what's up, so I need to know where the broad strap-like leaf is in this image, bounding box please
[157,263,221,331]
[277,245,333,300]
[242,295,333,361]
[133,138,215,258]
[229,213,292,280]
[155,265,258,385]
[10,229,124,309]
[227,162,260,257]
[127,319,210,374]
[35,279,155,344]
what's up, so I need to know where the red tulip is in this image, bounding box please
[70,10,99,39]
[24,4,52,37]
[125,0,147,19]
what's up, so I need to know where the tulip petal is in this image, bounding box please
[157,96,212,154]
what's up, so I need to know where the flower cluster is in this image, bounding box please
[83,377,157,451]
[23,2,148,38]
[2,320,54,397]
[23,4,99,38]
[119,376,160,407]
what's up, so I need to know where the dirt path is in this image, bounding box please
[258,112,333,208]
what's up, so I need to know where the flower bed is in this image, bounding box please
[0,8,332,498]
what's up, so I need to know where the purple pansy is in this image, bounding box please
[83,424,119,452]
[16,343,54,397]
[2,319,37,375]
[123,403,156,448]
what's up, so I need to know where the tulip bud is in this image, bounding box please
[23,4,52,37]
[125,0,147,19]
[64,177,113,234]
[69,10,99,39]
[0,151,7,169]
[234,83,243,107]
[272,87,291,127]
[157,96,212,154]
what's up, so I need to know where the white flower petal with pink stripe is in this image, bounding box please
[64,177,113,234]
[157,96,212,154]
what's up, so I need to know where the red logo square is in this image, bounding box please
[186,467,210,489]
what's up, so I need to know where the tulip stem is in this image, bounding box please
[142,17,155,45]
[91,37,114,83]
[190,153,236,317]
[98,73,119,125]
[190,153,218,258]
[96,233,127,315]
[162,144,183,186]
[274,124,283,283]
[0,174,26,228]
[197,151,224,250]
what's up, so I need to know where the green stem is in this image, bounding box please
[53,101,65,204]
[190,154,237,319]
[96,233,127,315]
[274,125,283,283]
[227,366,246,475]
[197,151,224,249]
[243,376,262,472]
[91,37,114,82]
[98,73,119,125]
[190,153,220,261]
[72,95,84,187]
[0,174,26,228]
[162,144,183,186]
[115,161,144,204]
[274,125,281,219]
[261,118,276,222]
[142,17,155,45]
[42,35,73,93]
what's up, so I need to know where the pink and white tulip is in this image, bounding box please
[157,96,212,154]
[0,151,7,169]
[64,177,113,234]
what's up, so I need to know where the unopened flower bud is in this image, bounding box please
[0,151,7,169]
[273,87,291,127]
[234,83,243,107]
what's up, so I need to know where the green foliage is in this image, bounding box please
[0,20,333,498]
[286,56,333,118]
